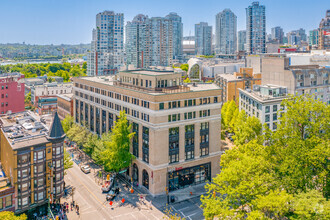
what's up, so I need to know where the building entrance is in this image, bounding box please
[168,163,211,191]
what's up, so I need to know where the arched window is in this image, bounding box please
[132,164,139,183]
[142,169,149,189]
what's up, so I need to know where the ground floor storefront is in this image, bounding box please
[168,163,211,192]
[129,153,220,195]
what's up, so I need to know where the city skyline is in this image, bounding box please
[0,0,329,45]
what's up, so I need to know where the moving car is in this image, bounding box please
[81,165,91,174]
[106,187,120,201]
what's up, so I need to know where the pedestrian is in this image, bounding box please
[77,205,79,215]
[66,203,69,213]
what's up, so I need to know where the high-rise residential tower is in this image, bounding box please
[246,2,266,54]
[215,9,237,54]
[125,14,173,68]
[195,22,212,55]
[87,11,124,76]
[238,30,247,51]
[165,13,183,61]
[309,29,319,46]
[318,10,330,50]
[271,26,284,43]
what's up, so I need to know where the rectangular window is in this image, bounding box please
[273,105,278,112]
[159,103,164,110]
[265,114,270,122]
[200,122,209,157]
[169,127,179,163]
[142,127,149,163]
[132,123,139,158]
[5,196,12,207]
[273,113,277,121]
[265,106,270,113]
[185,125,195,160]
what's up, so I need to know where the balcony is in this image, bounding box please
[200,142,209,148]
[185,132,194,139]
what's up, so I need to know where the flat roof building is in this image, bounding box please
[0,111,65,214]
[73,69,222,195]
[239,84,287,131]
[215,67,261,103]
[57,94,73,120]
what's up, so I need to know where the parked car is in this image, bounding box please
[102,178,114,192]
[106,187,120,201]
[81,165,91,174]
[228,136,234,142]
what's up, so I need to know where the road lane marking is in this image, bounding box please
[68,169,107,209]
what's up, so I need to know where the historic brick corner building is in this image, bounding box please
[0,111,65,214]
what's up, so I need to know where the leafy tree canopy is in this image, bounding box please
[202,95,330,219]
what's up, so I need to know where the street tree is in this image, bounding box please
[0,211,27,220]
[202,95,330,219]
[100,111,135,172]
[267,95,330,195]
[221,100,239,132]
[233,110,263,146]
[61,115,74,133]
[64,148,73,174]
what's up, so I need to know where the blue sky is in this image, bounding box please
[0,0,328,45]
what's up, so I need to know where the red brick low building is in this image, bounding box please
[0,73,25,114]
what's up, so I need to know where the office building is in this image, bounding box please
[238,30,246,51]
[87,11,124,76]
[73,69,222,195]
[0,73,25,114]
[215,67,261,103]
[318,10,330,50]
[165,13,183,61]
[215,9,237,55]
[246,2,266,54]
[287,28,306,45]
[309,29,319,47]
[239,84,287,131]
[0,112,65,214]
[271,26,284,44]
[125,15,173,68]
[195,22,212,55]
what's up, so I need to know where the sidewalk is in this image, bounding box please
[146,183,206,209]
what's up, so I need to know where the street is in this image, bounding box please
[64,161,166,220]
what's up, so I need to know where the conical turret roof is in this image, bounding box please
[48,112,66,141]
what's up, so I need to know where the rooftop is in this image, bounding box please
[57,93,73,102]
[239,84,287,103]
[121,70,181,76]
[0,111,54,150]
[77,75,220,95]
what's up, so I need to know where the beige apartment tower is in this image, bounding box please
[73,69,222,195]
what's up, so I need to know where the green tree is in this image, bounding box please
[183,77,191,83]
[61,115,74,133]
[292,190,330,219]
[64,148,73,174]
[100,111,135,172]
[267,95,330,194]
[233,110,263,145]
[83,133,99,156]
[66,124,89,147]
[0,211,27,220]
[221,100,239,132]
[24,92,31,104]
[202,95,330,219]
[180,64,189,72]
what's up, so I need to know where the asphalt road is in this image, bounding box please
[64,162,165,220]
